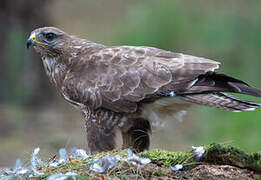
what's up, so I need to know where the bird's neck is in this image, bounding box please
[41,56,67,88]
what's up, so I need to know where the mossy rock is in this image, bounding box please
[202,143,261,172]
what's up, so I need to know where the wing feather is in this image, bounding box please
[63,46,220,113]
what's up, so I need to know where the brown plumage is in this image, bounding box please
[26,27,261,153]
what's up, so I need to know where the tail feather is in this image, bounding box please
[181,92,261,112]
[186,72,261,98]
[158,72,261,111]
[228,82,261,97]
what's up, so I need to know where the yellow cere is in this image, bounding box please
[30,33,48,46]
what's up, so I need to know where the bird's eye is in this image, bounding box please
[44,32,56,41]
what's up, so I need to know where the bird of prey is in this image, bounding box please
[26,27,261,153]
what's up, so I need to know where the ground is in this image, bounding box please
[1,143,260,179]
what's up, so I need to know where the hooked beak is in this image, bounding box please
[26,38,34,49]
[26,33,48,49]
[26,33,36,49]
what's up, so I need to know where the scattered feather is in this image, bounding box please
[171,164,183,172]
[192,146,205,161]
[126,149,151,165]
[58,148,68,164]
[31,147,45,175]
[49,159,59,167]
[1,158,29,177]
[70,147,89,160]
[90,156,118,173]
[90,149,151,173]
[14,159,22,170]
[0,147,152,178]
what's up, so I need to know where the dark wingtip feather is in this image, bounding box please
[228,82,261,98]
[192,72,261,98]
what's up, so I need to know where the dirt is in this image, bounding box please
[113,163,259,180]
[189,165,256,180]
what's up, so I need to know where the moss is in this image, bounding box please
[139,149,192,167]
[203,143,261,172]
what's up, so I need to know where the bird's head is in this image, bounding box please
[26,27,70,57]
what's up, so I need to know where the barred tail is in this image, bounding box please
[181,92,261,112]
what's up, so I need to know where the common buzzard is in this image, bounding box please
[26,27,261,153]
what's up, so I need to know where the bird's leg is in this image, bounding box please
[82,108,116,154]
[121,131,131,150]
[121,117,151,153]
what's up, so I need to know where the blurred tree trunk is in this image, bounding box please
[0,0,54,106]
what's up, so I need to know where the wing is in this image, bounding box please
[63,46,220,113]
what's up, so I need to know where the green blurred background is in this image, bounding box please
[0,0,260,167]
